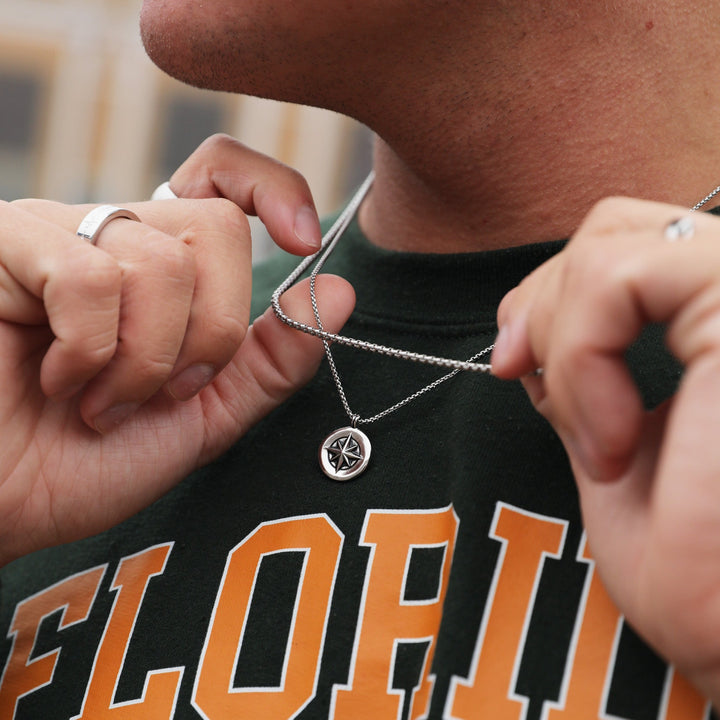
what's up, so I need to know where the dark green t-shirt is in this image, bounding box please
[0,215,704,720]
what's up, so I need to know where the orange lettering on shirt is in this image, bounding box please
[192,515,343,720]
[542,535,623,719]
[0,565,105,720]
[660,668,710,720]
[447,503,567,720]
[332,506,459,720]
[72,543,182,719]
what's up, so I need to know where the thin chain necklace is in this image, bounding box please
[272,173,720,481]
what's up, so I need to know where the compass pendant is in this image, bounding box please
[319,427,372,481]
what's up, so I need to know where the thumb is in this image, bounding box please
[200,274,355,459]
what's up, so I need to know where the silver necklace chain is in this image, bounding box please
[692,185,720,212]
[271,173,720,480]
[271,171,493,428]
[271,171,494,375]
[307,223,493,425]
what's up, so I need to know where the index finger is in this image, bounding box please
[167,133,323,255]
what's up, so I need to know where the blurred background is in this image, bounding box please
[1,0,373,259]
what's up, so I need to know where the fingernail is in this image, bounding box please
[93,402,140,434]
[294,205,322,250]
[165,363,215,401]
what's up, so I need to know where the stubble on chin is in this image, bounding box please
[138,1,358,115]
[139,1,246,92]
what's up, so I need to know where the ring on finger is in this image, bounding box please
[664,216,695,242]
[151,181,178,200]
[76,205,140,246]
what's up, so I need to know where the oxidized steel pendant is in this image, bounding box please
[319,427,371,481]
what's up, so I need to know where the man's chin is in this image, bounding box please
[139,1,215,87]
[138,1,352,113]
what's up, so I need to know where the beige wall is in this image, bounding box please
[0,0,372,257]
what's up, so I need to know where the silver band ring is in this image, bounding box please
[664,216,695,242]
[151,181,178,200]
[76,205,140,245]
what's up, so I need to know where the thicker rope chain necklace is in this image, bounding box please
[272,173,720,481]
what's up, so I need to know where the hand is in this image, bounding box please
[491,198,720,703]
[0,143,354,565]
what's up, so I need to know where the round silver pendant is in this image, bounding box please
[319,427,371,481]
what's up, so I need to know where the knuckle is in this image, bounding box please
[585,196,634,223]
[78,251,124,296]
[44,249,122,367]
[130,353,178,385]
[9,198,34,212]
[185,134,242,176]
[199,132,238,154]
[10,198,38,211]
[10,198,60,215]
[590,195,633,217]
[166,241,197,280]
[76,333,118,368]
[189,197,251,239]
[54,244,123,299]
[271,161,310,192]
[205,196,248,226]
[578,196,638,239]
[174,134,241,192]
[205,310,248,355]
[59,319,118,369]
[563,239,616,297]
[143,229,198,282]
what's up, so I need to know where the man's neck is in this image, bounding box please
[355,4,720,253]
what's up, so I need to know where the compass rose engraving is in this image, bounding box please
[319,427,371,481]
[328,435,362,471]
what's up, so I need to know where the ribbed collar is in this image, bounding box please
[314,215,565,326]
